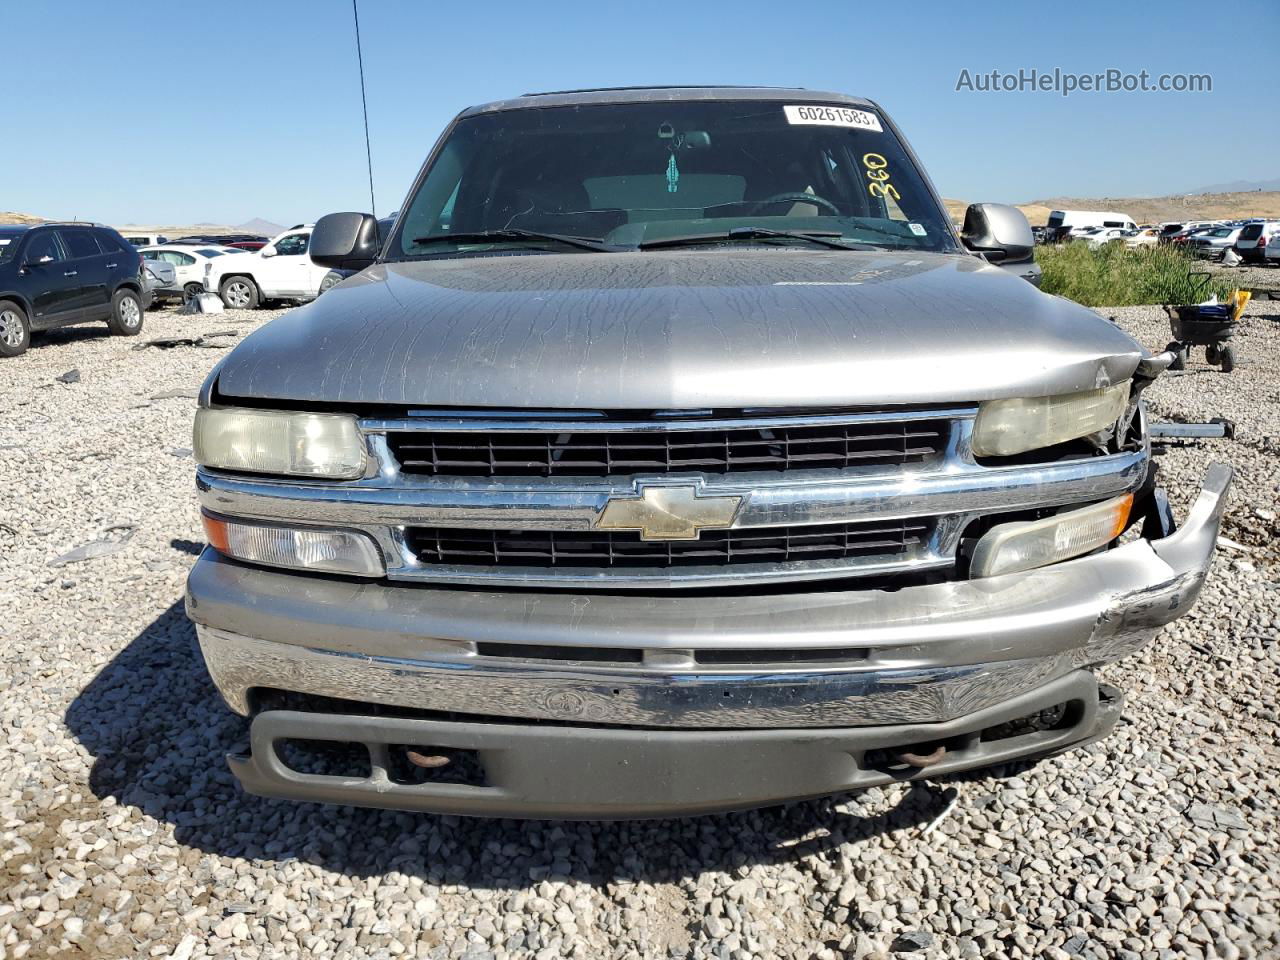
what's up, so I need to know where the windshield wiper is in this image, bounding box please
[638,227,870,251]
[411,229,613,252]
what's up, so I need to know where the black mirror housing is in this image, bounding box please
[310,212,380,270]
[962,203,1034,264]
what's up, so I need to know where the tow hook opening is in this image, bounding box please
[862,699,1081,776]
[893,743,948,768]
[863,734,969,775]
[388,745,488,787]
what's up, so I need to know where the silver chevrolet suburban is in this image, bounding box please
[185,87,1231,818]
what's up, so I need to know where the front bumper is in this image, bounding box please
[230,671,1121,819]
[186,463,1231,814]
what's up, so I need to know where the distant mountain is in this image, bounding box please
[235,218,286,237]
[0,211,45,225]
[1186,178,1280,195]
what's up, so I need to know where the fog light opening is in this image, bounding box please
[275,738,372,778]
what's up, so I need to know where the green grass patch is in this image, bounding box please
[1035,241,1236,307]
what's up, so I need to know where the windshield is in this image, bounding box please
[393,100,955,257]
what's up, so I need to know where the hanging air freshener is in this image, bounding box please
[666,153,679,193]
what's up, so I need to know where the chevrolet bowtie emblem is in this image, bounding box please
[596,484,743,541]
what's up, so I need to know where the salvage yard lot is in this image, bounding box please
[2,303,1279,959]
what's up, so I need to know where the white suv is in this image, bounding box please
[1266,230,1280,264]
[204,226,332,309]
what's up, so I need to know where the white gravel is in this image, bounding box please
[1,299,1278,960]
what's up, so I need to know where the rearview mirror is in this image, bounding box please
[260,246,277,258]
[311,212,380,271]
[962,203,1034,263]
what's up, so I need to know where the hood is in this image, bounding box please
[212,249,1144,410]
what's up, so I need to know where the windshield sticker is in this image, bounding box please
[0,239,10,246]
[784,105,883,132]
[908,223,927,236]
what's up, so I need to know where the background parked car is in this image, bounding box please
[166,233,268,247]
[1124,228,1159,248]
[142,259,176,308]
[1233,221,1280,263]
[140,244,241,302]
[204,226,330,309]
[1189,227,1243,260]
[0,222,146,357]
[1262,230,1280,264]
[1081,227,1130,248]
[122,233,168,247]
[1045,209,1135,241]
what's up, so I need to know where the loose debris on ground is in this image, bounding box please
[1,301,1278,959]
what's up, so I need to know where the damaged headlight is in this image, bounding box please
[193,407,367,479]
[971,383,1129,458]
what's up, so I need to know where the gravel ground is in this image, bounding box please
[1199,258,1280,295]
[1,299,1278,960]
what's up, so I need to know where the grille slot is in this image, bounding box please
[387,419,949,478]
[405,519,929,569]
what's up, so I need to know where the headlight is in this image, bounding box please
[971,383,1129,458]
[194,407,367,479]
[202,513,383,577]
[970,493,1133,578]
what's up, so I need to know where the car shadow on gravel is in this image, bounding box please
[68,602,968,886]
[31,325,118,349]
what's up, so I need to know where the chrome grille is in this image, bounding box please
[386,418,949,478]
[405,519,929,569]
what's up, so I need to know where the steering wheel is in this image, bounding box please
[746,192,842,216]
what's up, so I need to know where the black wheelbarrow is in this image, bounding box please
[1163,274,1249,373]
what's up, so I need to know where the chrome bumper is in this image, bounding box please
[187,464,1231,729]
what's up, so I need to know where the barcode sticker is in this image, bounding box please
[784,105,883,132]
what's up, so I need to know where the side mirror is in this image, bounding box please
[310,212,380,271]
[260,246,277,258]
[962,203,1034,263]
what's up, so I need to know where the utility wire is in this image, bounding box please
[352,0,377,218]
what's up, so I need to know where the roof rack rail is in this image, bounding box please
[520,84,798,97]
[36,220,105,227]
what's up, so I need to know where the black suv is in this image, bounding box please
[0,222,147,357]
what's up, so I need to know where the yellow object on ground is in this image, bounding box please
[1230,289,1252,321]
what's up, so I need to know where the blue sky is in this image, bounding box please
[2,0,1275,225]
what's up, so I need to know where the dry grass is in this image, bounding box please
[1036,241,1237,307]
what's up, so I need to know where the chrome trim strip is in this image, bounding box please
[360,407,977,434]
[197,624,1074,727]
[197,449,1147,531]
